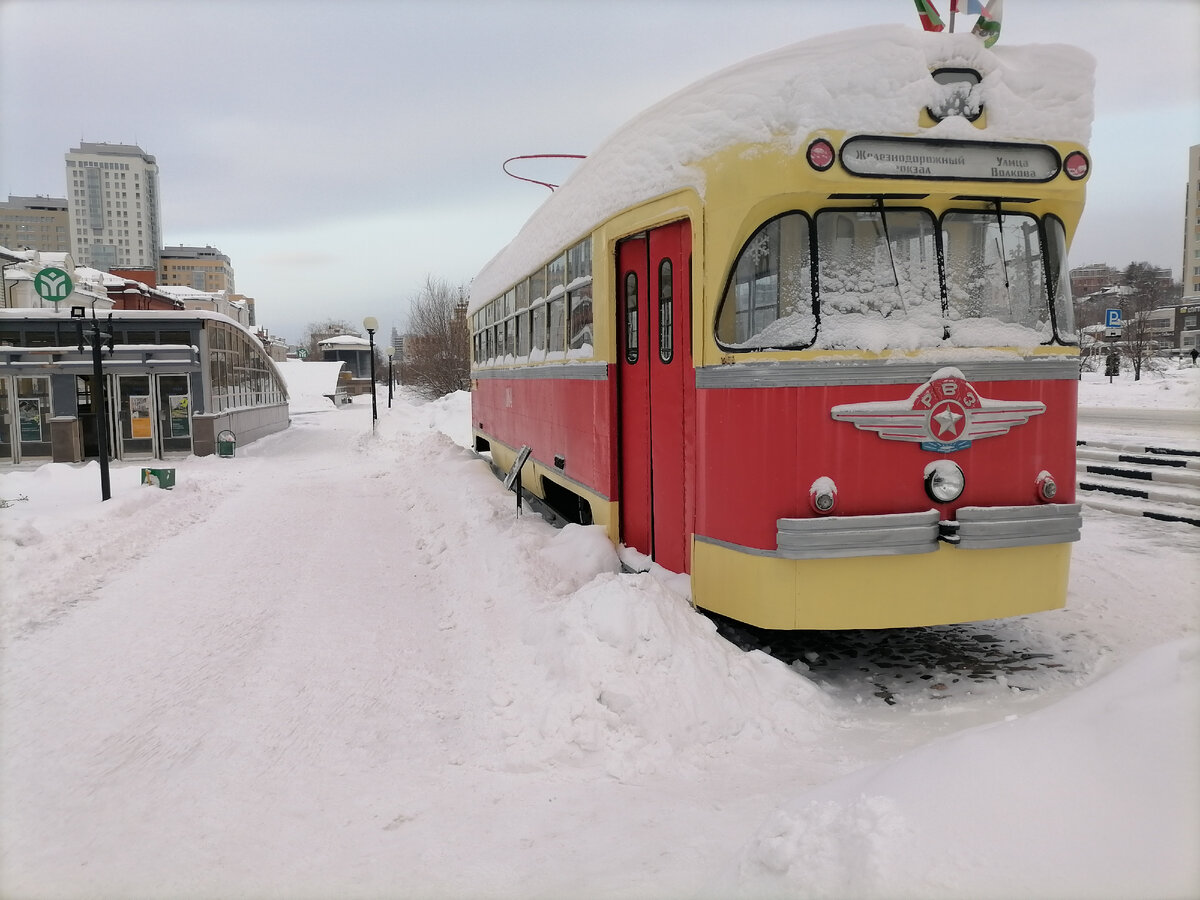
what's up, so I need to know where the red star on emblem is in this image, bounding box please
[929,399,967,440]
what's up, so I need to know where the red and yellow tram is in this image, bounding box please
[469,25,1093,629]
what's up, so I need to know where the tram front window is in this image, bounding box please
[942,211,1053,343]
[816,208,941,349]
[715,212,814,349]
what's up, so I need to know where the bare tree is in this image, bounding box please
[1120,262,1171,381]
[301,318,357,361]
[401,276,470,400]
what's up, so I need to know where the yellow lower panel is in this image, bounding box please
[482,436,618,544]
[691,539,1072,630]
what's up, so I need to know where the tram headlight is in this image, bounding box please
[924,460,965,504]
[809,476,838,514]
[1036,470,1058,502]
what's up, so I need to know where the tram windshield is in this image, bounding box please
[716,207,1074,351]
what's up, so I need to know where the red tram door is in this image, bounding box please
[616,220,693,573]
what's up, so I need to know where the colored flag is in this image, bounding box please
[913,0,945,32]
[950,0,984,13]
[972,0,1003,47]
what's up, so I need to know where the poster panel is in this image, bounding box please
[169,395,190,437]
[130,395,152,439]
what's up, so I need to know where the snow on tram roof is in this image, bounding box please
[470,24,1095,313]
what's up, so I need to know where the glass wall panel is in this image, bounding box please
[16,376,52,459]
[0,378,11,462]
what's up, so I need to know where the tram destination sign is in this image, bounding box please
[841,137,1060,182]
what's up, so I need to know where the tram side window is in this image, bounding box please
[547,253,566,293]
[568,283,593,352]
[942,211,1052,343]
[505,317,516,358]
[517,311,530,357]
[531,303,547,357]
[716,213,814,349]
[529,266,546,304]
[548,296,566,355]
[567,238,592,282]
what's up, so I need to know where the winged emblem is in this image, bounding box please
[831,366,1045,453]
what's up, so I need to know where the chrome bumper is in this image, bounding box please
[775,503,1082,559]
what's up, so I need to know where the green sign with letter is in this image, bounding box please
[33,267,74,303]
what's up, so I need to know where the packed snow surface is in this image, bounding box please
[1,365,1197,899]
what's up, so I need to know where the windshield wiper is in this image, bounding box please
[992,199,1014,316]
[875,197,908,314]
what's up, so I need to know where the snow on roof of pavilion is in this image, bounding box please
[470,24,1095,312]
[317,334,371,348]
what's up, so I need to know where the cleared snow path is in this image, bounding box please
[2,386,1197,899]
[1,399,840,899]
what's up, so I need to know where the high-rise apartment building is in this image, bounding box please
[159,245,235,293]
[0,196,70,252]
[1185,144,1200,296]
[64,142,162,272]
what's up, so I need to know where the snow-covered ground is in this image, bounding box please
[1,365,1197,899]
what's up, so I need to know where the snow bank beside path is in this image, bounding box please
[1078,362,1200,410]
[733,637,1200,899]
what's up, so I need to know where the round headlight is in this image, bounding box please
[809,476,838,514]
[924,460,965,503]
[1036,471,1058,502]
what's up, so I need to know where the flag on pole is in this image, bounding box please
[951,0,984,13]
[913,0,945,32]
[972,0,1003,47]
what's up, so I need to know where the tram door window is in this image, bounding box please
[617,219,694,573]
[624,272,639,364]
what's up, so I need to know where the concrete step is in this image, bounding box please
[1075,441,1200,527]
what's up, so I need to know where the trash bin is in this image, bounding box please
[141,468,176,489]
[217,429,236,458]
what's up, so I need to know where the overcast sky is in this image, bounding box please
[2,0,1198,342]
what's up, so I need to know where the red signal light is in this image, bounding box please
[1064,151,1089,180]
[807,139,835,171]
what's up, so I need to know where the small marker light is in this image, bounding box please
[1036,471,1058,502]
[809,476,838,514]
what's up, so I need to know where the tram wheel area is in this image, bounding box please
[704,612,1078,706]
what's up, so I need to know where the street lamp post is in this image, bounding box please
[363,316,379,431]
[386,345,394,408]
